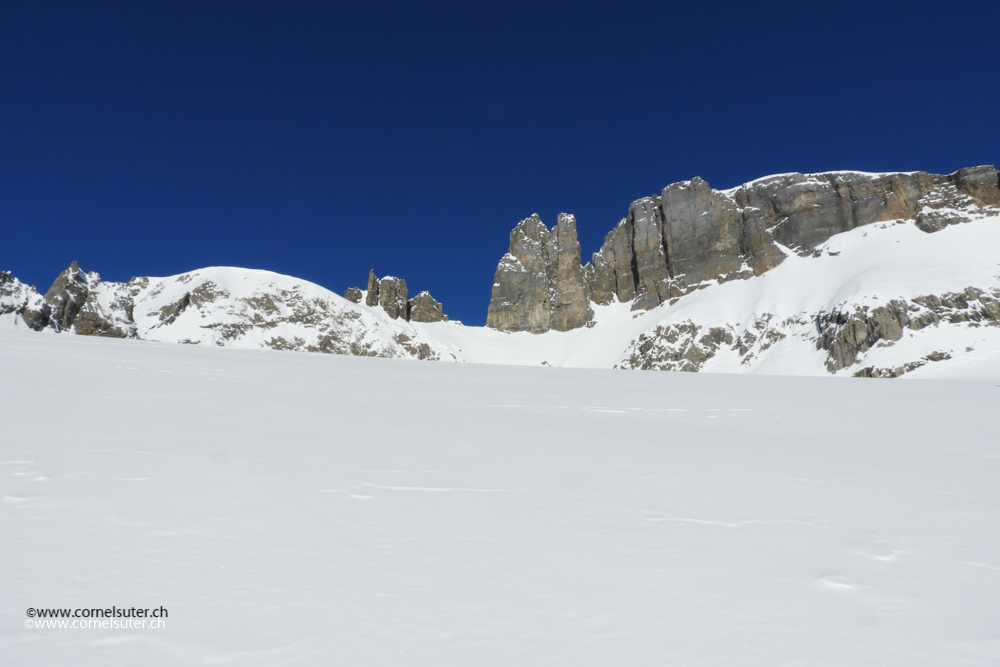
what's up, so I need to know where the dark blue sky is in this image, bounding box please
[2,1,998,325]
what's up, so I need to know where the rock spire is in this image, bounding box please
[347,271,448,323]
[485,213,594,333]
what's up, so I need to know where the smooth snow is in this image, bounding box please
[2,327,1000,665]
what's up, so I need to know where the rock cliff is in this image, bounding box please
[490,166,1000,332]
[485,213,593,332]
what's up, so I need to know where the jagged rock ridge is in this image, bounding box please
[489,166,1000,331]
[347,270,448,322]
[4,165,999,380]
[2,265,454,361]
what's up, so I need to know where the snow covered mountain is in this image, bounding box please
[1,265,448,360]
[3,167,999,379]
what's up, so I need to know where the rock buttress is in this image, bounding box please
[486,213,592,333]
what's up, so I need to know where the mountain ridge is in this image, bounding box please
[487,165,1000,332]
[3,165,999,379]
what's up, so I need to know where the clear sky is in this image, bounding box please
[2,1,998,325]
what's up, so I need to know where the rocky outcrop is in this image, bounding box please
[393,333,438,360]
[4,264,448,360]
[355,270,449,323]
[486,213,593,332]
[344,287,363,304]
[818,287,1000,372]
[377,276,408,320]
[72,279,137,338]
[494,166,1000,332]
[365,270,379,307]
[619,322,735,372]
[3,262,138,337]
[617,287,1000,376]
[43,261,91,331]
[816,301,912,372]
[0,271,48,329]
[408,291,448,322]
[854,352,953,378]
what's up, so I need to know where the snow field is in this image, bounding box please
[2,327,999,665]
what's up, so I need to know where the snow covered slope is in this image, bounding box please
[126,267,453,360]
[3,327,999,665]
[4,214,999,379]
[2,266,457,361]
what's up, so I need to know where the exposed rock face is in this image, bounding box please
[72,279,137,338]
[378,276,408,320]
[355,270,448,323]
[550,214,594,331]
[393,333,439,360]
[818,287,1000,372]
[496,166,1000,332]
[617,287,1000,376]
[486,213,593,332]
[0,271,48,329]
[408,291,447,322]
[43,261,91,331]
[619,322,735,372]
[365,270,379,307]
[585,219,635,305]
[4,262,139,337]
[854,352,953,378]
[344,287,362,304]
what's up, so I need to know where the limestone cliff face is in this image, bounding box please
[491,165,1000,332]
[485,213,593,333]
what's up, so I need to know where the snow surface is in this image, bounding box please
[2,326,1000,665]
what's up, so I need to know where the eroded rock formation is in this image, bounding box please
[486,213,593,332]
[365,269,379,307]
[355,270,447,323]
[408,291,448,322]
[492,166,1000,332]
[378,276,409,320]
[616,287,1000,376]
[1,270,48,329]
[343,287,363,304]
[1,262,138,337]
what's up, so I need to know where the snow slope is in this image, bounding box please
[2,326,999,665]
